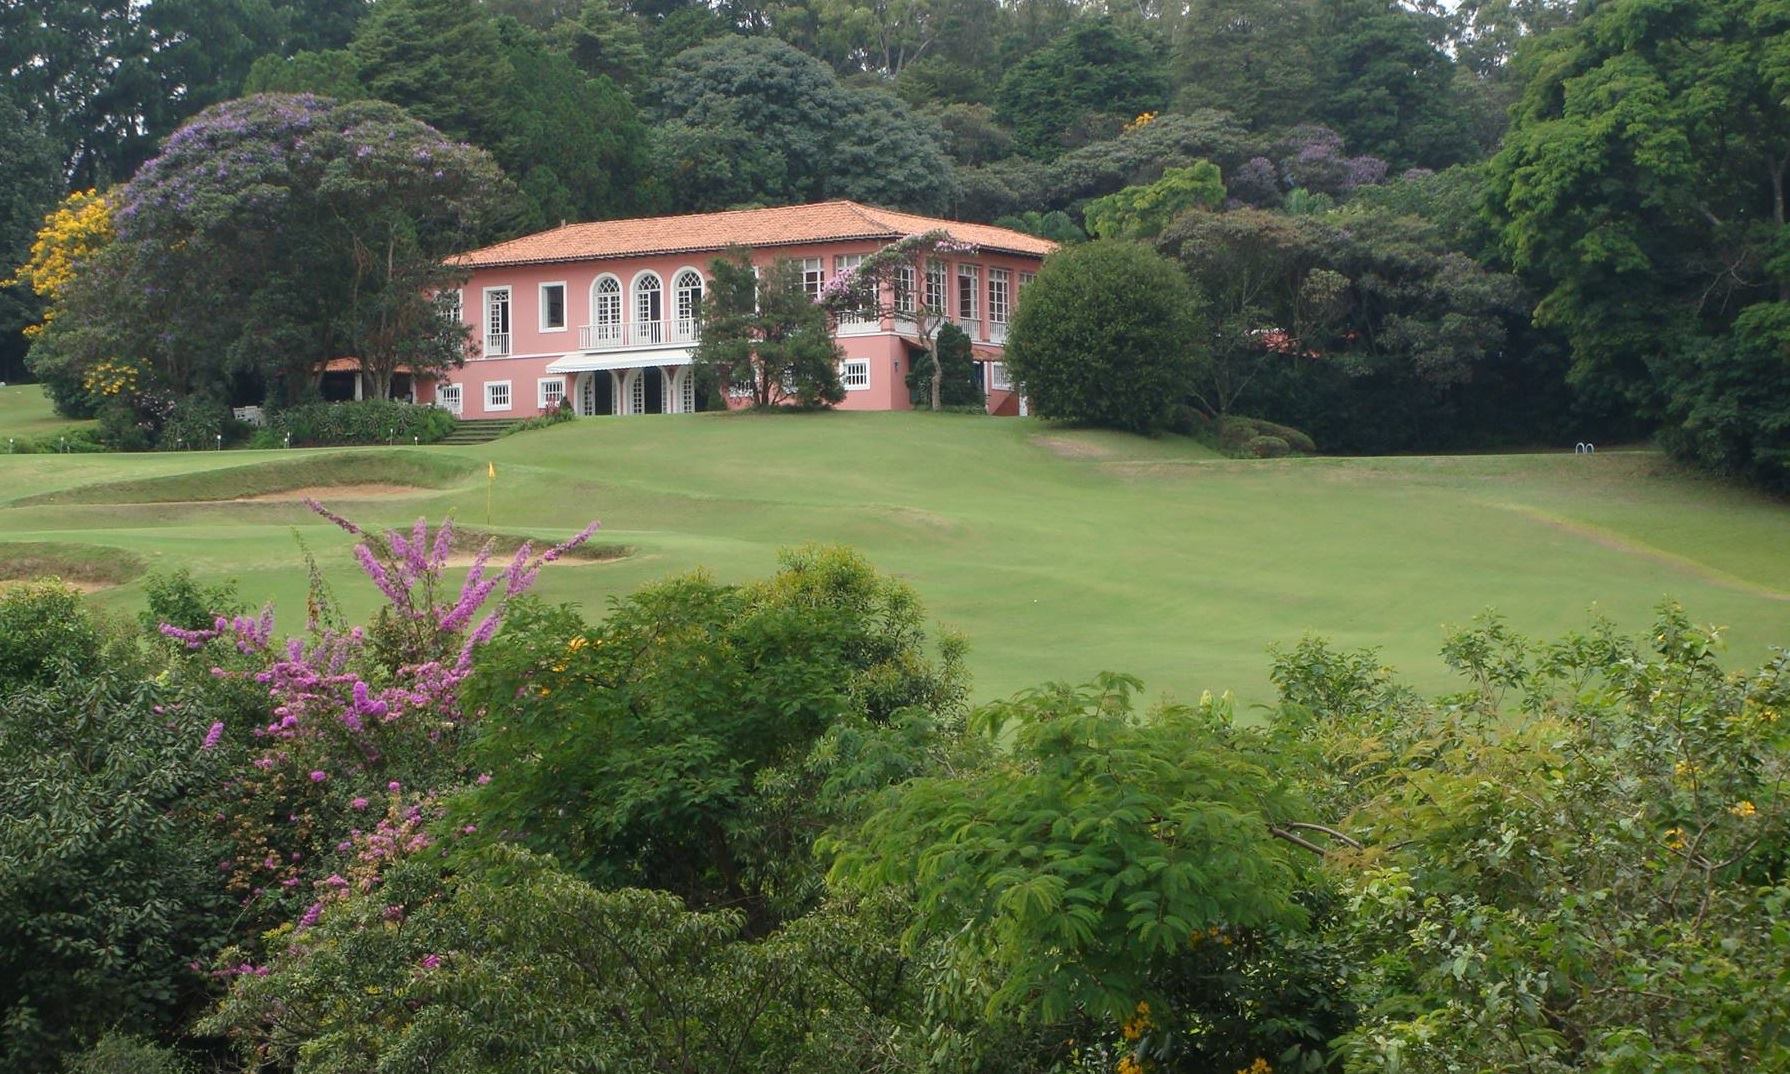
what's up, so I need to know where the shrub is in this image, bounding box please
[906,323,981,407]
[1004,240,1204,434]
[270,400,456,446]
[3,427,107,453]
[501,399,575,436]
[1244,434,1290,458]
[155,395,229,451]
[1217,415,1317,455]
[139,569,245,635]
[0,580,110,688]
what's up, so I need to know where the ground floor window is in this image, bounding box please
[486,381,512,411]
[538,377,565,409]
[841,358,871,390]
[438,384,462,415]
[988,361,1012,392]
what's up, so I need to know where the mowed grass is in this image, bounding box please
[2,409,1787,706]
[0,383,96,442]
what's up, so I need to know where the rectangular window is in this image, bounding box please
[1018,271,1036,295]
[840,358,871,390]
[437,384,462,415]
[443,288,462,324]
[801,257,825,300]
[485,380,512,411]
[956,265,980,323]
[484,287,511,356]
[894,264,917,316]
[924,259,946,314]
[988,268,1011,325]
[538,377,565,409]
[539,282,566,331]
[988,361,1012,392]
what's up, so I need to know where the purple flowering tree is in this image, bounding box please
[162,503,598,930]
[818,229,977,411]
[1276,124,1389,199]
[60,94,507,406]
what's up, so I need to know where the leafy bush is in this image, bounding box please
[65,1034,195,1074]
[155,395,229,451]
[1244,433,1290,458]
[270,400,456,446]
[906,322,981,407]
[1004,240,1205,434]
[2,426,107,453]
[500,398,575,436]
[0,664,229,1073]
[1215,415,1317,456]
[139,569,246,635]
[0,580,112,688]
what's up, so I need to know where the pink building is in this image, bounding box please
[429,201,1055,420]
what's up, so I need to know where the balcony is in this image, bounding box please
[485,333,511,357]
[989,321,1008,345]
[837,310,879,336]
[954,316,982,341]
[577,320,701,352]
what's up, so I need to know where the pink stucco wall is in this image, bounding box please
[438,239,1043,420]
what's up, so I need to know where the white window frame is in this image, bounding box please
[988,361,1013,392]
[956,264,981,323]
[443,288,462,324]
[485,380,513,412]
[800,257,825,300]
[537,377,566,410]
[988,268,1011,325]
[539,281,568,332]
[923,259,946,314]
[437,383,463,415]
[631,271,664,346]
[1018,271,1036,295]
[840,358,872,391]
[894,264,917,316]
[672,267,705,341]
[483,286,511,357]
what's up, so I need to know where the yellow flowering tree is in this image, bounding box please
[5,189,114,339]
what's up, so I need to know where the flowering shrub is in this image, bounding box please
[160,504,598,933]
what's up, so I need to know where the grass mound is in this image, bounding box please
[0,541,146,589]
[13,451,477,507]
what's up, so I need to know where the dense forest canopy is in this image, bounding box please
[3,0,1786,481]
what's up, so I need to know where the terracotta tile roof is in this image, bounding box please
[451,200,1057,268]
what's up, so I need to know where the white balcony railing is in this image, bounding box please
[485,333,511,357]
[955,317,982,341]
[838,311,879,336]
[580,322,622,349]
[989,321,1008,345]
[577,319,700,352]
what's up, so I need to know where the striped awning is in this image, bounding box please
[545,349,692,374]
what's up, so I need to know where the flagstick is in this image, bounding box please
[486,461,494,526]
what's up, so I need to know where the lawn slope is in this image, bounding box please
[2,410,1786,704]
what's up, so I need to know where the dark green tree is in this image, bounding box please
[993,18,1166,158]
[693,251,848,409]
[1171,0,1317,131]
[1003,239,1203,433]
[0,94,61,384]
[906,322,980,406]
[29,95,506,409]
[1312,0,1476,169]
[1488,0,1790,487]
[549,0,651,88]
[0,585,229,1074]
[653,36,954,212]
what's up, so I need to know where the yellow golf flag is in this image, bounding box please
[487,461,496,480]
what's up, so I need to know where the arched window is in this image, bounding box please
[588,276,622,348]
[673,269,704,342]
[632,273,663,345]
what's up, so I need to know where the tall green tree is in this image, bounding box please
[1171,0,1317,131]
[1312,0,1476,169]
[0,94,60,383]
[994,17,1166,158]
[653,35,954,212]
[28,95,505,409]
[1489,0,1790,487]
[693,251,848,409]
[350,0,652,228]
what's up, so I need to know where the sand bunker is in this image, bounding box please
[1033,435,1114,459]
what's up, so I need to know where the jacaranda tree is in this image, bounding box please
[27,94,507,419]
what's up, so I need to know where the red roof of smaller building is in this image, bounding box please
[451,200,1056,268]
